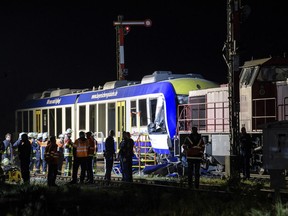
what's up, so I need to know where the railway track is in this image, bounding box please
[27,171,272,191]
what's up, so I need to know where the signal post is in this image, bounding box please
[113,15,152,80]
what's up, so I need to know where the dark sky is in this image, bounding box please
[0,0,287,135]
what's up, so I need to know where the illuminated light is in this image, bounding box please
[124,26,130,35]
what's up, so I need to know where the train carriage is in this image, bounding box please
[177,57,288,172]
[15,71,218,159]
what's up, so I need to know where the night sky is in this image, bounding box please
[0,0,287,136]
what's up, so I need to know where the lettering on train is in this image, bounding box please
[46,98,61,105]
[91,91,118,99]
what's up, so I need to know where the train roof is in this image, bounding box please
[241,57,288,68]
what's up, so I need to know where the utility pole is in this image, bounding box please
[223,0,241,178]
[113,15,152,80]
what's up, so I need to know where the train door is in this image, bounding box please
[116,101,126,148]
[36,110,41,133]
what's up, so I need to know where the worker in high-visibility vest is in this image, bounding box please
[69,131,89,184]
[63,128,73,176]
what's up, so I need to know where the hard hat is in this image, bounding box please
[28,132,34,138]
[58,134,64,138]
[2,158,9,166]
[33,132,38,139]
[19,132,26,139]
[65,128,73,134]
[37,133,43,140]
[42,132,48,140]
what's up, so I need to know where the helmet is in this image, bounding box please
[28,132,34,138]
[42,132,48,140]
[58,134,64,138]
[2,158,9,166]
[18,132,26,139]
[33,132,38,139]
[37,133,43,140]
[65,128,73,134]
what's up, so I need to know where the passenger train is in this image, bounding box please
[15,71,218,157]
[176,57,288,173]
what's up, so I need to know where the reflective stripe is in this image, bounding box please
[75,139,89,157]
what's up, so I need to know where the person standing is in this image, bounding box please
[13,133,31,184]
[34,133,43,174]
[239,127,252,180]
[2,133,13,163]
[125,132,135,182]
[183,126,204,189]
[104,130,115,184]
[69,131,89,184]
[41,132,49,174]
[56,134,65,175]
[29,132,37,173]
[64,129,73,176]
[86,131,96,184]
[44,136,59,187]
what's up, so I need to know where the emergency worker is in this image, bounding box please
[35,133,43,174]
[13,133,31,184]
[239,127,252,180]
[28,132,37,173]
[86,131,96,184]
[41,132,49,174]
[2,133,13,163]
[104,130,115,184]
[183,126,204,189]
[56,134,65,175]
[44,136,59,186]
[119,131,134,182]
[126,132,135,182]
[12,132,26,167]
[69,131,89,184]
[64,128,73,176]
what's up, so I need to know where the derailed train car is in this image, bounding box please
[176,57,288,173]
[15,71,218,163]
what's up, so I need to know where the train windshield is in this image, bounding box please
[177,94,188,104]
[148,97,166,134]
[240,66,259,86]
[256,66,288,82]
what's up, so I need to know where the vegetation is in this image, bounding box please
[0,178,287,216]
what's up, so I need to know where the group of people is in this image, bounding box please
[1,125,252,188]
[103,130,135,184]
[0,129,98,186]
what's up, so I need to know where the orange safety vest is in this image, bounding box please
[74,139,89,158]
[44,143,59,164]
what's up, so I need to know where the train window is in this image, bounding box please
[65,107,72,130]
[149,99,157,124]
[190,96,206,130]
[148,97,166,133]
[131,100,137,127]
[56,108,62,136]
[89,104,97,133]
[49,109,55,136]
[23,111,28,132]
[109,103,116,134]
[98,104,106,137]
[177,95,188,104]
[240,66,258,86]
[42,109,48,132]
[79,105,86,131]
[139,99,147,126]
[29,110,33,132]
